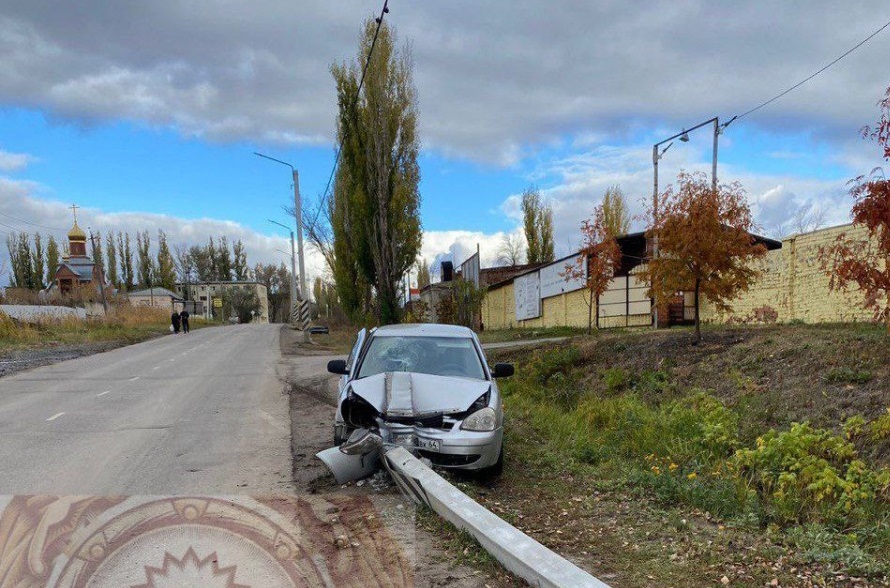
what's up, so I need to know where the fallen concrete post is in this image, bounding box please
[382,447,611,588]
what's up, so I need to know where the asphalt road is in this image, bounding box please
[0,323,292,495]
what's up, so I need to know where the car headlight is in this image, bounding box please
[461,407,497,432]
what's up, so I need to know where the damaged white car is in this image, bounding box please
[317,324,514,483]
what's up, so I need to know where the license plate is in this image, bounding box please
[416,437,441,452]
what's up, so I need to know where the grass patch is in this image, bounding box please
[480,324,890,585]
[0,305,214,352]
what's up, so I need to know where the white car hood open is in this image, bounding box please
[347,372,490,417]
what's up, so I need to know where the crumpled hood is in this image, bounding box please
[347,372,490,417]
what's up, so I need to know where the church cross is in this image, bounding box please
[70,203,79,224]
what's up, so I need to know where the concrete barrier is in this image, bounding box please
[382,447,611,588]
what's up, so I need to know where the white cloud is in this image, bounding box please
[0,150,35,172]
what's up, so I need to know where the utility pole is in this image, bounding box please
[89,229,108,315]
[269,220,297,325]
[292,169,308,300]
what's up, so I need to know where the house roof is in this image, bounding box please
[127,287,182,299]
[57,261,94,281]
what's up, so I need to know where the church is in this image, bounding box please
[51,206,106,294]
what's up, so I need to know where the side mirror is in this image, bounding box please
[327,359,349,375]
[492,363,514,378]
[340,428,384,455]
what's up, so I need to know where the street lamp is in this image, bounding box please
[650,115,736,328]
[268,219,298,325]
[254,152,307,300]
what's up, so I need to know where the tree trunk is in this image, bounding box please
[587,290,593,335]
[693,278,701,344]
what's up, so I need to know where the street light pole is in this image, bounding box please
[268,220,297,325]
[651,116,732,329]
[254,152,306,300]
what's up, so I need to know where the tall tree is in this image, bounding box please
[416,258,431,288]
[46,235,60,287]
[601,185,631,236]
[155,230,177,290]
[136,230,153,288]
[104,233,117,288]
[821,87,890,329]
[254,262,291,322]
[497,233,524,266]
[117,232,134,291]
[331,18,422,324]
[216,236,233,281]
[563,204,622,334]
[522,187,555,264]
[641,171,767,343]
[232,239,249,280]
[15,233,34,289]
[191,244,214,281]
[31,233,45,289]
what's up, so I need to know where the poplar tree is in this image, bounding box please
[32,233,45,289]
[46,235,60,287]
[601,185,631,236]
[522,187,555,264]
[155,230,177,290]
[331,18,422,324]
[232,239,249,280]
[136,230,153,288]
[104,233,117,287]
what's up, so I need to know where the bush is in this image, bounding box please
[732,422,890,524]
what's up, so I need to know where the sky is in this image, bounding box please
[1,0,888,287]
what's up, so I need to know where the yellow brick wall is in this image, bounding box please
[701,223,875,324]
[482,282,648,330]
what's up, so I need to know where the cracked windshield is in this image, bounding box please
[2,1,890,587]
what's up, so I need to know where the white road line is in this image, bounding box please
[129,376,140,381]
[46,412,65,422]
[152,365,161,370]
[96,390,110,397]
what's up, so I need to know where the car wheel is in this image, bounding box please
[478,446,504,481]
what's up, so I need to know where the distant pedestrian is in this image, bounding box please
[180,309,190,333]
[171,311,181,334]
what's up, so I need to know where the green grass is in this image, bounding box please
[481,324,890,584]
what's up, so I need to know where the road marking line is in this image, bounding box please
[97,390,110,397]
[46,412,65,421]
[152,365,161,370]
[129,376,140,381]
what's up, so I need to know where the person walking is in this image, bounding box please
[171,311,181,334]
[180,308,190,334]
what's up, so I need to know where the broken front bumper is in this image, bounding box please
[385,424,503,470]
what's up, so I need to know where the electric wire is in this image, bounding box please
[734,17,890,121]
[0,210,64,233]
[308,0,390,231]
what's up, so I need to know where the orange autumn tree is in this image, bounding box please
[642,171,767,343]
[563,204,622,334]
[821,87,890,328]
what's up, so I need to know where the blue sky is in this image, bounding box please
[1,0,888,282]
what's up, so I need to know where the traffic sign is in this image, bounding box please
[213,298,223,308]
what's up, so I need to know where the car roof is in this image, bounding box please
[372,323,475,338]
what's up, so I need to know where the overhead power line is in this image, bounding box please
[735,17,890,121]
[309,0,390,230]
[0,210,64,233]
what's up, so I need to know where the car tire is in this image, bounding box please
[478,446,504,481]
